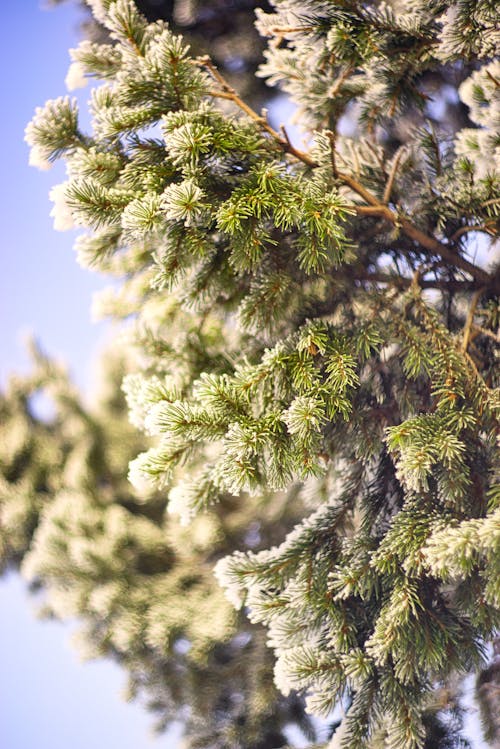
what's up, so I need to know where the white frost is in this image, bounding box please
[49,182,76,231]
[65,62,88,92]
[168,483,196,526]
[213,554,246,610]
[28,145,52,171]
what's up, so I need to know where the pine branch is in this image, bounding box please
[339,173,494,287]
[199,57,494,289]
[198,56,316,166]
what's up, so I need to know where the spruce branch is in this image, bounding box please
[197,56,317,167]
[338,172,494,287]
[197,56,495,289]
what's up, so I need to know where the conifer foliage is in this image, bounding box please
[53,0,274,104]
[0,345,314,747]
[18,0,500,746]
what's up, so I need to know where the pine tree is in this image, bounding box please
[17,0,500,746]
[0,343,314,747]
[51,0,274,105]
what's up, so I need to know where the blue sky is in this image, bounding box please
[0,3,175,747]
[0,1,110,390]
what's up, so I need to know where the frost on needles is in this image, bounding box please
[23,0,500,747]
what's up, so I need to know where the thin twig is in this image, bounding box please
[383,147,405,205]
[485,69,500,88]
[464,350,483,381]
[270,26,314,34]
[280,124,293,148]
[364,140,386,173]
[327,131,338,178]
[451,223,497,242]
[461,289,483,353]
[472,324,500,344]
[329,66,355,99]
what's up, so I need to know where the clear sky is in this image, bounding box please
[0,1,110,390]
[0,3,491,748]
[0,3,176,747]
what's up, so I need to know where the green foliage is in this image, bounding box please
[0,344,314,747]
[25,96,81,167]
[9,0,500,746]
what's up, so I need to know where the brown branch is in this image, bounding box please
[279,124,293,149]
[451,223,498,241]
[329,66,355,99]
[207,88,268,126]
[480,198,500,209]
[336,171,492,284]
[201,57,316,166]
[354,205,392,216]
[383,147,406,205]
[464,349,483,381]
[485,69,500,88]
[199,56,494,288]
[270,26,314,34]
[399,218,491,285]
[352,271,485,292]
[337,170,382,208]
[472,324,500,344]
[327,131,338,179]
[337,174,495,288]
[461,289,483,353]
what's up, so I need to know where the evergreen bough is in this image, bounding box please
[0,343,314,747]
[19,0,500,746]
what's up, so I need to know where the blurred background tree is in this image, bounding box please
[0,341,315,747]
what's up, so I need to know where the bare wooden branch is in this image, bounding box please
[352,271,485,292]
[383,147,406,205]
[472,324,500,344]
[327,131,338,179]
[462,289,484,353]
[451,224,497,242]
